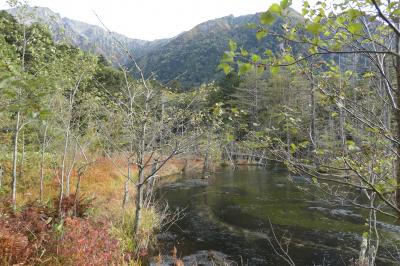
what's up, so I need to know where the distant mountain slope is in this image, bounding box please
[6,6,159,65]
[5,6,300,86]
[135,14,287,86]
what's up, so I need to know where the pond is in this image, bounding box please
[155,165,400,265]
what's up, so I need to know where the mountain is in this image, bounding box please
[5,6,298,87]
[6,6,160,65]
[135,14,287,87]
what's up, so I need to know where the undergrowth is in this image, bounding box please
[110,206,163,260]
[0,156,189,265]
[0,195,124,265]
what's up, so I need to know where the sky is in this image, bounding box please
[0,0,306,41]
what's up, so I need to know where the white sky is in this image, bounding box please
[0,0,306,41]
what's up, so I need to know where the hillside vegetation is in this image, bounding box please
[6,6,300,87]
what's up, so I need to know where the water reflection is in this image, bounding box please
[157,166,398,265]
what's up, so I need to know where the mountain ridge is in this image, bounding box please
[5,6,294,86]
[6,6,157,65]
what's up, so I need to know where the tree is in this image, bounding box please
[222,0,400,264]
[0,2,55,210]
[101,75,203,237]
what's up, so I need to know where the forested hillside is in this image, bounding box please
[6,6,301,87]
[135,13,296,87]
[6,6,161,65]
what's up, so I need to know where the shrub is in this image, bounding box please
[0,202,52,265]
[54,217,123,265]
[0,220,31,265]
[55,193,94,218]
[0,198,124,265]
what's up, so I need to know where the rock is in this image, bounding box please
[157,232,177,242]
[308,207,364,223]
[308,206,328,212]
[161,179,209,189]
[376,221,400,234]
[150,250,235,266]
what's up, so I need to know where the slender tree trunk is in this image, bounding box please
[11,111,20,212]
[286,119,291,161]
[310,73,317,151]
[74,166,85,217]
[145,160,158,208]
[203,130,212,177]
[66,141,78,196]
[122,159,131,210]
[59,128,69,215]
[133,166,144,236]
[11,19,26,212]
[39,124,48,202]
[19,131,25,180]
[339,107,347,155]
[0,165,3,189]
[224,146,235,167]
[134,121,147,236]
[252,72,259,128]
[395,30,400,208]
[338,55,347,157]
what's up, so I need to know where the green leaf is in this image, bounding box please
[306,23,321,35]
[280,0,291,9]
[347,140,359,151]
[226,133,235,142]
[348,23,363,35]
[229,40,237,51]
[269,3,282,15]
[222,51,235,63]
[264,49,273,56]
[299,141,310,148]
[363,72,375,78]
[257,65,266,74]
[56,221,64,232]
[387,2,398,14]
[283,54,295,64]
[218,63,232,75]
[375,183,385,193]
[347,8,363,19]
[260,11,276,25]
[308,45,318,54]
[290,143,297,152]
[252,54,261,62]
[392,9,400,16]
[256,29,268,40]
[240,48,249,57]
[238,62,253,76]
[270,66,280,75]
[366,127,379,133]
[312,176,318,184]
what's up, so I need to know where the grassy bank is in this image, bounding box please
[0,154,205,265]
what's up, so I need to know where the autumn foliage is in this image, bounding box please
[0,197,123,265]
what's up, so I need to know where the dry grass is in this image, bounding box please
[1,153,206,215]
[0,153,206,264]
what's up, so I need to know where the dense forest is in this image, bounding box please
[2,0,400,265]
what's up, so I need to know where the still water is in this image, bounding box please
[156,166,400,265]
